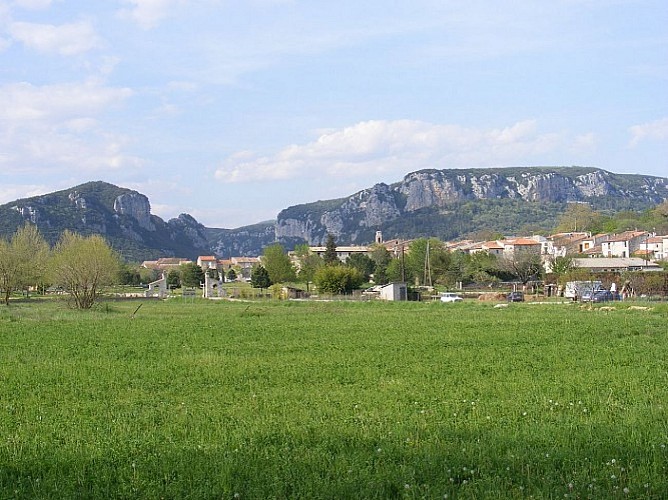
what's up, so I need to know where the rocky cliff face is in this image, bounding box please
[0,181,210,261]
[275,167,668,245]
[113,192,155,231]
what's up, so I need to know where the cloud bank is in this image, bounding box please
[215,119,570,184]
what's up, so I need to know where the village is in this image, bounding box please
[139,229,667,300]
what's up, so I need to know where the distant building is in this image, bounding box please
[379,282,408,301]
[601,231,650,258]
[572,257,662,273]
[141,257,192,271]
[309,245,370,262]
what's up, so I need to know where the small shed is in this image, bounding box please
[379,282,408,301]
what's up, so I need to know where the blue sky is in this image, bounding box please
[1,0,666,228]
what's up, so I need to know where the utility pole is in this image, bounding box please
[423,240,432,287]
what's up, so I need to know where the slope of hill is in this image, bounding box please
[274,167,668,245]
[0,181,211,262]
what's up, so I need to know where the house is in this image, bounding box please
[500,238,542,257]
[468,240,504,256]
[308,245,370,262]
[633,235,665,260]
[571,257,662,273]
[230,256,261,279]
[546,232,591,257]
[197,255,218,270]
[601,231,649,258]
[659,236,668,260]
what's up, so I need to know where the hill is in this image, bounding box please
[273,167,668,246]
[0,181,211,262]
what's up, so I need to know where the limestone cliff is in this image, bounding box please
[0,181,210,261]
[275,167,668,245]
[113,192,155,231]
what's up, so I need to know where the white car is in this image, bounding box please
[440,292,463,303]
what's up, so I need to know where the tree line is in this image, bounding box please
[0,225,120,308]
[250,234,542,295]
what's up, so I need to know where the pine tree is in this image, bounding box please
[323,234,339,266]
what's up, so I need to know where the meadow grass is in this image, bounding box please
[1,298,667,499]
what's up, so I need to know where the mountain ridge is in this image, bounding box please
[1,167,667,259]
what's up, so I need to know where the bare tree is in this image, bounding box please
[500,251,543,285]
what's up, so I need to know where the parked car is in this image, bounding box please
[591,290,620,303]
[579,288,597,302]
[440,292,463,303]
[507,291,525,302]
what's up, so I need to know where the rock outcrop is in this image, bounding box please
[1,181,210,261]
[275,167,668,245]
[113,192,155,231]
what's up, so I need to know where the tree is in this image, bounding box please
[547,255,577,284]
[180,262,204,288]
[294,243,322,289]
[313,266,363,294]
[250,264,272,290]
[50,232,121,309]
[323,234,339,266]
[0,224,50,305]
[118,263,141,286]
[404,238,450,286]
[346,253,374,282]
[226,268,237,282]
[556,203,597,233]
[369,245,392,285]
[262,243,296,283]
[167,269,181,289]
[499,251,543,285]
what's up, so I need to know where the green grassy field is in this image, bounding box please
[1,298,667,499]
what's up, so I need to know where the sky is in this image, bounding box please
[0,0,666,229]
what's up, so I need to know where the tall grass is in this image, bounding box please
[1,299,666,498]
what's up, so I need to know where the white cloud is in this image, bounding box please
[118,0,183,30]
[0,80,140,173]
[12,0,52,9]
[9,20,101,55]
[0,183,52,206]
[215,119,566,184]
[0,80,132,122]
[629,118,668,147]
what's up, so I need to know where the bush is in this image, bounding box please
[314,266,363,295]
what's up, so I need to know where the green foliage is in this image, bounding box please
[167,269,180,288]
[555,203,597,232]
[368,245,392,285]
[262,243,296,283]
[323,234,339,266]
[345,253,374,282]
[294,244,323,285]
[179,262,204,288]
[226,268,237,281]
[313,265,363,294]
[250,265,272,289]
[548,255,577,284]
[50,231,121,309]
[0,224,50,304]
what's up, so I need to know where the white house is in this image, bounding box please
[601,231,649,258]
